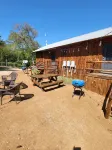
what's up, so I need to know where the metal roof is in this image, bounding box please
[34,27,112,52]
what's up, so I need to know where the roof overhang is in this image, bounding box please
[33,27,112,53]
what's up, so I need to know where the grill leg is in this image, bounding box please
[72,87,76,97]
[79,88,82,99]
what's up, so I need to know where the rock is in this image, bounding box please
[16,145,22,148]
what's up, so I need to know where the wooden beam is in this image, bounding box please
[85,68,112,72]
[86,61,112,63]
[86,73,112,79]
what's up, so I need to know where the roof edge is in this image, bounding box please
[33,27,112,52]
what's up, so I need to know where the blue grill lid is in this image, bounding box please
[22,66,26,70]
[72,79,85,87]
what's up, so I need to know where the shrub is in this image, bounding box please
[32,68,40,75]
[8,62,16,67]
[15,61,22,68]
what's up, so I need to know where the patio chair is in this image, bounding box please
[1,72,18,88]
[0,82,22,105]
[0,75,7,87]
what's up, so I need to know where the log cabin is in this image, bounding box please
[34,27,112,96]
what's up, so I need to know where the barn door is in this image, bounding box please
[102,43,112,70]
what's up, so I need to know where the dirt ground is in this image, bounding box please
[0,71,112,150]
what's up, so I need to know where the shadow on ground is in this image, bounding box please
[73,146,81,150]
[20,82,28,89]
[10,94,34,103]
[44,84,65,92]
[73,90,85,99]
[0,94,34,106]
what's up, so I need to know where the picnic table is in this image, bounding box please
[31,74,63,90]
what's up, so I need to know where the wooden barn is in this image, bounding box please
[34,27,112,96]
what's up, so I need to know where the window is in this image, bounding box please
[102,43,112,70]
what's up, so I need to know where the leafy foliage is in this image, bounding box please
[0,36,5,46]
[8,23,39,50]
[0,23,38,66]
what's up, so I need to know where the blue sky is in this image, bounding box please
[0,0,112,46]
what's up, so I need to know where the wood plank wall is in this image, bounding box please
[36,39,103,78]
[35,37,112,95]
[85,76,112,96]
[36,36,112,64]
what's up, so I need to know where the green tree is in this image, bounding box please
[0,24,39,67]
[0,36,5,46]
[7,23,39,64]
[0,36,6,62]
[8,23,39,50]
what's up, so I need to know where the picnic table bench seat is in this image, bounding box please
[40,80,63,89]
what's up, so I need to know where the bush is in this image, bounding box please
[8,62,16,67]
[32,68,40,75]
[15,61,22,68]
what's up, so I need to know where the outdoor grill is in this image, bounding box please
[72,79,85,99]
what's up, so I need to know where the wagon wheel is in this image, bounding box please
[105,92,112,119]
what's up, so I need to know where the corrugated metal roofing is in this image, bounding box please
[34,27,112,52]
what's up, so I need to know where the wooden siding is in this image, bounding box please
[36,36,112,96]
[85,76,112,96]
[36,38,103,76]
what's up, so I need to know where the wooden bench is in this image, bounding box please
[40,80,63,90]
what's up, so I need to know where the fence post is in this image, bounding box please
[6,58,7,66]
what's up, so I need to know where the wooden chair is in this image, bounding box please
[0,75,7,87]
[0,82,22,105]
